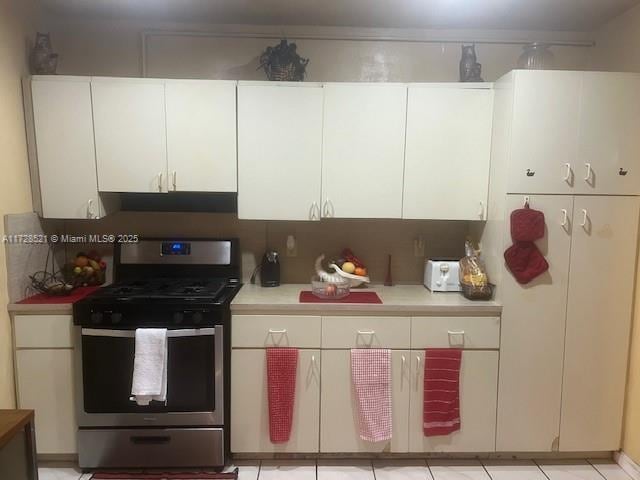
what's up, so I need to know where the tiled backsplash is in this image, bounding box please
[6,211,470,300]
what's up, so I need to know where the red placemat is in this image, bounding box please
[17,286,100,305]
[299,291,382,304]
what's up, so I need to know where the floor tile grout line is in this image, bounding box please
[533,459,554,480]
[587,458,618,480]
[480,459,495,480]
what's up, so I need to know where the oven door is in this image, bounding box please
[75,326,223,427]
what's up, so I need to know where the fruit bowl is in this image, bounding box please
[311,276,351,300]
[328,263,371,288]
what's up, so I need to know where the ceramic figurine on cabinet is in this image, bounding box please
[30,33,58,75]
[459,44,483,82]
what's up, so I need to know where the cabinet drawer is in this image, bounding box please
[321,316,410,349]
[411,316,500,349]
[14,315,74,349]
[232,315,321,348]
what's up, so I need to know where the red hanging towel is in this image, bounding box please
[423,348,462,437]
[266,347,298,443]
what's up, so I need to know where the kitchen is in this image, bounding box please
[1,1,640,479]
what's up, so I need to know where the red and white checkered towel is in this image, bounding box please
[266,348,298,443]
[423,348,462,437]
[351,348,392,442]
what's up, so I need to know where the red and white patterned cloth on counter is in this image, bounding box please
[423,348,462,437]
[266,347,298,443]
[351,348,392,442]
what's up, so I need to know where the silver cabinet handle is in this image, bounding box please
[322,199,330,218]
[564,163,572,182]
[158,172,163,192]
[87,199,94,219]
[580,209,588,227]
[268,328,287,334]
[172,170,177,191]
[357,330,375,335]
[584,163,592,182]
[478,201,485,219]
[310,202,320,221]
[561,209,568,227]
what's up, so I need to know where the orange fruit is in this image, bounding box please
[355,267,367,277]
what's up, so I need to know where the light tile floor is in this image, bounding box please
[38,459,633,480]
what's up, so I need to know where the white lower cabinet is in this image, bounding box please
[319,349,410,453]
[15,349,77,455]
[408,350,498,453]
[230,349,320,453]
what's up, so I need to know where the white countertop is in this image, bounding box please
[231,284,501,315]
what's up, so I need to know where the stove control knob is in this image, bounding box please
[90,312,103,325]
[111,313,122,324]
[192,311,203,324]
[173,312,184,324]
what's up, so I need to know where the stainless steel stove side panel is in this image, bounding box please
[74,325,224,428]
[78,428,224,468]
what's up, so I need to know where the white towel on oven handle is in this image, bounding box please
[130,328,168,406]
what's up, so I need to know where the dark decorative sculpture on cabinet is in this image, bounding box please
[459,44,483,82]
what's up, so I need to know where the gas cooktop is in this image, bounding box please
[91,278,233,300]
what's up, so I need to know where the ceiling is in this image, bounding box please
[41,0,640,31]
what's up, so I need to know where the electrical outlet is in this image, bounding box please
[414,237,425,257]
[286,235,297,257]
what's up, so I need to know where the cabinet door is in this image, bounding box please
[560,196,640,451]
[409,350,498,452]
[403,86,493,220]
[16,349,76,454]
[237,84,323,220]
[496,195,573,452]
[92,78,167,193]
[577,73,640,195]
[166,80,237,192]
[319,350,410,453]
[507,71,582,194]
[29,77,101,219]
[322,84,407,218]
[230,349,320,453]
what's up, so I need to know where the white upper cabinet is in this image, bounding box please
[507,70,582,194]
[92,77,167,193]
[237,83,324,221]
[26,76,102,219]
[322,83,407,219]
[577,72,640,195]
[403,85,493,220]
[165,80,237,192]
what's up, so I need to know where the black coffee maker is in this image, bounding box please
[258,250,280,287]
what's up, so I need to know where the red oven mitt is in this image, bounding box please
[510,203,545,242]
[504,242,549,284]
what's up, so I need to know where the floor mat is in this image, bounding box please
[90,468,238,479]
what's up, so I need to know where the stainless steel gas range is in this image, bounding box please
[73,239,241,469]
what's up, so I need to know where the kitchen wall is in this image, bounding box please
[44,16,595,81]
[592,3,640,465]
[0,0,43,408]
[53,213,467,285]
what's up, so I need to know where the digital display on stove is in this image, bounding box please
[161,242,191,256]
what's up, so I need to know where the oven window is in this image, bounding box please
[82,333,215,413]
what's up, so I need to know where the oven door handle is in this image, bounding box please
[81,328,216,338]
